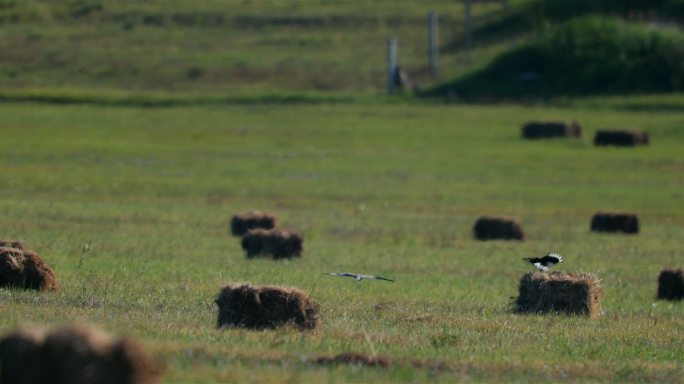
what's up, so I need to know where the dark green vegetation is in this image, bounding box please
[429,0,684,100]
[429,16,684,99]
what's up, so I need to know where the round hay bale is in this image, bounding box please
[230,211,278,236]
[215,283,320,330]
[473,216,524,241]
[514,272,602,318]
[521,121,582,139]
[315,352,389,368]
[657,268,684,301]
[0,247,60,292]
[594,129,649,146]
[240,228,303,259]
[0,325,160,384]
[590,212,639,234]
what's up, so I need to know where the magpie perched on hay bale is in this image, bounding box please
[473,216,524,241]
[0,247,60,292]
[594,129,649,146]
[327,272,394,282]
[523,253,564,272]
[590,212,639,234]
[515,272,602,318]
[0,325,161,384]
[215,283,320,330]
[230,211,278,236]
[241,228,303,259]
[315,352,390,368]
[657,268,684,301]
[521,121,582,139]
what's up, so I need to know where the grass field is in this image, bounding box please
[1,100,683,382]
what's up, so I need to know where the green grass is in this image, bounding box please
[0,0,510,95]
[0,101,683,382]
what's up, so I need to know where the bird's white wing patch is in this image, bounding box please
[534,262,548,272]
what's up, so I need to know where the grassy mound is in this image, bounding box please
[427,16,684,100]
[472,0,684,42]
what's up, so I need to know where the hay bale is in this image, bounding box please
[215,283,320,330]
[0,240,26,250]
[515,272,602,318]
[241,228,303,259]
[473,216,524,241]
[590,212,639,234]
[521,121,582,139]
[0,327,46,384]
[315,352,389,368]
[594,129,649,146]
[0,247,60,292]
[0,325,160,384]
[657,268,684,301]
[230,211,278,236]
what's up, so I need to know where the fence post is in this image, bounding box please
[464,0,473,48]
[428,11,438,77]
[387,37,397,94]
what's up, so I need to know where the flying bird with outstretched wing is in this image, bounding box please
[326,272,395,282]
[523,253,564,272]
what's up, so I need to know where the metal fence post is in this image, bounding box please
[387,37,397,94]
[428,11,438,77]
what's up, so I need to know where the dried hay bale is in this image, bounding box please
[0,247,60,292]
[657,268,684,301]
[0,327,46,383]
[473,216,524,241]
[522,121,582,139]
[515,272,602,318]
[241,228,303,259]
[594,129,649,146]
[590,212,639,234]
[0,240,26,250]
[230,211,278,236]
[315,352,389,368]
[0,325,160,384]
[215,283,320,330]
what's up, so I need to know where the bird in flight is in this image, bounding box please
[523,253,564,272]
[327,272,395,282]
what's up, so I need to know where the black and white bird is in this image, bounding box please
[523,253,564,272]
[327,272,395,282]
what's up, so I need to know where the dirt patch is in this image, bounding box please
[315,352,389,368]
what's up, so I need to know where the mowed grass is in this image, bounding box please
[0,101,683,382]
